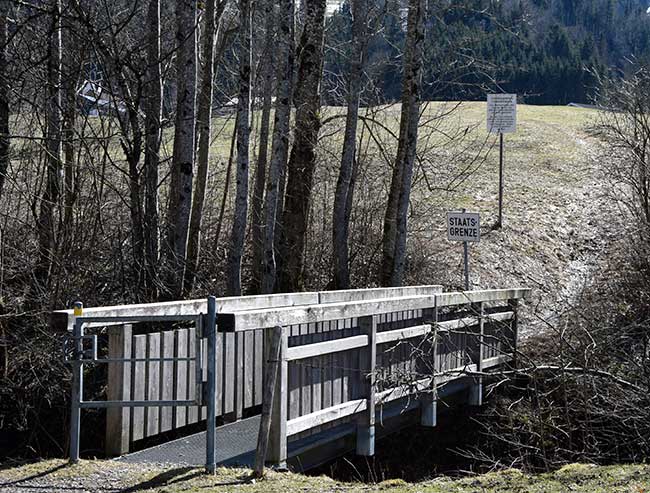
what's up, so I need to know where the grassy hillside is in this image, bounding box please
[1,460,650,492]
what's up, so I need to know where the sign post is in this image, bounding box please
[487,94,517,228]
[446,210,480,291]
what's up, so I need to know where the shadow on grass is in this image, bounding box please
[0,461,68,487]
[118,467,255,492]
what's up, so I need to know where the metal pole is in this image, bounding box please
[205,296,217,474]
[69,316,83,463]
[497,132,504,228]
[463,240,470,291]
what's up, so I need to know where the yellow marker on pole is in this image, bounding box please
[73,301,83,317]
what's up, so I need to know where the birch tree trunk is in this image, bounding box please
[163,0,198,299]
[381,0,426,287]
[184,0,226,296]
[0,2,9,200]
[259,0,294,294]
[331,0,368,289]
[277,0,327,292]
[226,0,252,295]
[143,0,163,297]
[250,0,275,294]
[35,0,62,288]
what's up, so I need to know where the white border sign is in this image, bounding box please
[447,211,480,243]
[487,94,517,134]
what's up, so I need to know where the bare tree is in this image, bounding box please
[163,0,198,299]
[381,0,426,287]
[596,65,650,236]
[142,0,164,296]
[0,2,10,200]
[278,0,327,292]
[259,0,294,294]
[184,0,227,296]
[226,0,252,295]
[331,0,369,289]
[34,0,62,289]
[250,0,275,294]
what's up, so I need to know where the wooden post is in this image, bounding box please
[508,298,519,367]
[253,325,282,477]
[468,302,484,406]
[421,306,437,427]
[268,325,288,468]
[105,323,132,456]
[356,315,376,456]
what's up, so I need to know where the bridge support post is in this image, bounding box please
[421,305,438,427]
[508,299,519,368]
[268,326,288,468]
[356,315,376,456]
[206,296,217,474]
[468,302,484,407]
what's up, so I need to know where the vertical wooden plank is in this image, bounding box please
[216,331,223,416]
[322,321,332,411]
[234,331,245,420]
[289,338,301,419]
[187,327,198,424]
[105,324,131,456]
[244,330,255,410]
[160,330,174,433]
[174,329,188,428]
[341,319,350,404]
[131,334,146,442]
[468,302,484,406]
[254,328,264,407]
[145,333,161,437]
[222,332,234,416]
[199,338,206,420]
[332,321,342,406]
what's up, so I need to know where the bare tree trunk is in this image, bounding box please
[184,0,226,296]
[61,22,79,248]
[162,0,198,299]
[250,0,275,294]
[35,0,62,288]
[226,0,252,295]
[259,0,294,294]
[0,3,10,200]
[332,0,368,289]
[277,0,326,292]
[143,0,163,297]
[381,0,425,287]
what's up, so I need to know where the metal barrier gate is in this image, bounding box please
[65,304,218,468]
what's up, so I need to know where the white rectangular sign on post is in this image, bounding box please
[487,94,517,134]
[447,211,480,243]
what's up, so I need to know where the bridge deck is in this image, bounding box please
[116,414,358,470]
[117,416,260,467]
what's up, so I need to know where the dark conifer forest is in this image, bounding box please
[324,0,650,105]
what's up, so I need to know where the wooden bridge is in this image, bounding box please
[55,285,529,472]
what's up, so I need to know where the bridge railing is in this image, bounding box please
[216,288,530,466]
[55,286,444,456]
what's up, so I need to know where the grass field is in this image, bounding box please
[1,459,649,492]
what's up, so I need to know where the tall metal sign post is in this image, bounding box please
[447,210,481,291]
[487,94,517,228]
